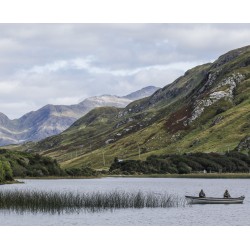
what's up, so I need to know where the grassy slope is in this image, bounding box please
[61,100,249,169]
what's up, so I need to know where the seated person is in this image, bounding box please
[224,190,231,198]
[199,189,206,198]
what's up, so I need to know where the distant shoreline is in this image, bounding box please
[12,173,250,180]
[110,173,250,179]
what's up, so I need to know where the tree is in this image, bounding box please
[2,160,13,181]
[0,161,5,183]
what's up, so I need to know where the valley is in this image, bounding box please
[11,45,250,170]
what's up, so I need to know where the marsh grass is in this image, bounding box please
[0,190,186,214]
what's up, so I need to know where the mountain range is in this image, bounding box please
[0,86,159,146]
[5,45,250,171]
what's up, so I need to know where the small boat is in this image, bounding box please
[185,195,245,204]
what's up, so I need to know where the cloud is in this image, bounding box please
[0,24,250,118]
[0,81,20,94]
[20,57,201,77]
[0,38,22,52]
[0,101,37,119]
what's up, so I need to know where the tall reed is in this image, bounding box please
[0,190,186,214]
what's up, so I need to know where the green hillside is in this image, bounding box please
[12,45,250,170]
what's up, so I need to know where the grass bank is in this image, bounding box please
[108,173,250,179]
[16,175,101,180]
[14,173,250,180]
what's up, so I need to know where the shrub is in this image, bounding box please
[177,162,192,174]
[65,166,98,177]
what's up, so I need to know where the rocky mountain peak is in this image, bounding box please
[0,112,9,120]
[123,86,160,100]
[0,112,12,128]
[213,45,250,68]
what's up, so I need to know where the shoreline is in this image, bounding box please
[0,180,24,185]
[109,173,250,179]
[13,173,250,180]
[15,176,101,180]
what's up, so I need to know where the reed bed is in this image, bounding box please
[0,190,186,214]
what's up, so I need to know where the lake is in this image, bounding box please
[0,177,249,226]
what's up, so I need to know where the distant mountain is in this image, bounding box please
[25,45,250,169]
[123,86,160,100]
[0,86,159,146]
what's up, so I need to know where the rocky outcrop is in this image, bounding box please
[210,116,224,127]
[236,136,250,151]
[186,73,245,124]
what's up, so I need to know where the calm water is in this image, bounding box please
[0,178,249,226]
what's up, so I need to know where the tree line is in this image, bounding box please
[109,151,250,175]
[0,149,100,183]
[0,149,63,183]
[2,149,250,183]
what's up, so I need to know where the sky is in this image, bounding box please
[1,23,250,119]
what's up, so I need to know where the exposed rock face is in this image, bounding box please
[0,86,158,146]
[236,136,250,151]
[186,73,245,124]
[210,116,224,127]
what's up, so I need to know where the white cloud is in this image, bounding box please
[0,38,22,52]
[20,57,202,77]
[0,81,20,94]
[0,101,37,119]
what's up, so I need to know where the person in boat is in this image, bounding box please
[224,189,231,198]
[199,189,206,198]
